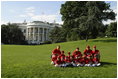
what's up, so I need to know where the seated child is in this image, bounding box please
[74,55,85,66]
[58,51,65,59]
[92,45,100,62]
[92,56,101,66]
[60,56,66,67]
[55,56,62,67]
[51,54,57,65]
[84,55,93,66]
[83,46,93,66]
[68,52,77,66]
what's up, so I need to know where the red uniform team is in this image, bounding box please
[51,45,100,67]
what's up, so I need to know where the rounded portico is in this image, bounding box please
[26,21,50,44]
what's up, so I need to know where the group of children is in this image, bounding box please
[51,45,100,67]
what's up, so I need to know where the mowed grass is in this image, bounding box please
[1,38,117,78]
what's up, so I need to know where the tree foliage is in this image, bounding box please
[60,1,116,41]
[106,22,117,37]
[1,23,27,44]
[49,26,66,43]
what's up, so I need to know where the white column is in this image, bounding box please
[26,28,28,40]
[33,27,35,43]
[38,27,40,44]
[28,28,30,41]
[45,28,47,41]
[28,28,30,44]
[47,28,49,40]
[42,28,44,42]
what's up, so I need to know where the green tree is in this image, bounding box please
[1,23,27,44]
[66,28,80,41]
[106,22,117,37]
[60,1,116,41]
[98,24,108,37]
[49,26,66,43]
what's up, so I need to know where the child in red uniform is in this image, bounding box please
[58,51,65,59]
[69,52,77,66]
[55,56,62,67]
[51,54,57,65]
[51,45,61,65]
[83,45,92,57]
[58,51,66,67]
[74,55,85,66]
[83,45,93,66]
[60,56,66,67]
[52,45,61,56]
[66,52,72,65]
[92,45,100,61]
[72,48,82,58]
[92,45,101,66]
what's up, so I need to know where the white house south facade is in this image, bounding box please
[16,21,60,44]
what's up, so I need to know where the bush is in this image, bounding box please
[43,41,52,44]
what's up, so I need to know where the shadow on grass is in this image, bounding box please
[100,62,117,67]
[92,39,117,42]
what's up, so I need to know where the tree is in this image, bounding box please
[60,1,116,41]
[66,28,80,41]
[98,24,108,37]
[106,22,117,37]
[49,26,66,43]
[1,23,27,44]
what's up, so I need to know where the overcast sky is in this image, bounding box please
[1,1,117,25]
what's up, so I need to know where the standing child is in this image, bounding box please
[52,45,61,56]
[72,48,82,58]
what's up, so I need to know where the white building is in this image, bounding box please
[15,21,61,44]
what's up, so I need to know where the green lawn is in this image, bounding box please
[1,38,117,78]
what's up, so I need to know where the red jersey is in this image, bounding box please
[92,50,99,55]
[93,58,99,63]
[83,49,92,57]
[74,58,85,63]
[55,60,62,65]
[51,56,57,62]
[92,50,100,59]
[64,56,72,63]
[72,50,82,58]
[52,48,61,55]
[59,53,65,59]
[85,58,92,64]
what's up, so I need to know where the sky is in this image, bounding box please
[1,1,117,25]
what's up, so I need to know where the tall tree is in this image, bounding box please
[60,1,116,41]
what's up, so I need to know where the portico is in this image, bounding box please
[26,26,49,44]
